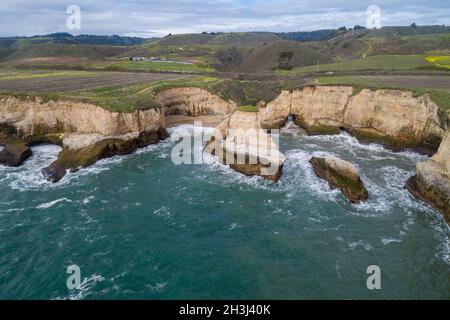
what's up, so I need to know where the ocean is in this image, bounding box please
[0,123,449,299]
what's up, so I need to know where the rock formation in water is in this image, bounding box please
[0,142,32,167]
[0,96,168,182]
[310,156,369,203]
[406,132,450,223]
[206,111,286,182]
[260,86,445,154]
[0,89,238,182]
[1,85,449,223]
[42,130,168,182]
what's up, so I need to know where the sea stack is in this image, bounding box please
[310,156,369,203]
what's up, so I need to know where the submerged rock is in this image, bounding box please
[310,156,369,203]
[206,111,286,182]
[406,132,450,223]
[0,142,32,167]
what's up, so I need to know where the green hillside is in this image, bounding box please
[364,25,450,38]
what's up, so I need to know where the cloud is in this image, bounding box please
[0,0,448,37]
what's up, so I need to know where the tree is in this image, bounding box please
[410,23,417,29]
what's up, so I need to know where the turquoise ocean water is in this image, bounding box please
[0,123,449,299]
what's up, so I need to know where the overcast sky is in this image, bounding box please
[0,0,448,37]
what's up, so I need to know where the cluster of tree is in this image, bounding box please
[278,51,295,70]
[45,33,146,46]
[201,31,224,35]
[278,25,368,43]
[214,46,244,71]
[277,30,335,42]
[0,33,147,46]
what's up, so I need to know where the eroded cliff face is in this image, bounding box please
[258,85,449,221]
[0,88,238,182]
[291,86,353,135]
[259,86,445,153]
[406,132,450,223]
[259,90,292,129]
[0,96,168,181]
[156,87,237,116]
[0,96,165,138]
[344,89,443,152]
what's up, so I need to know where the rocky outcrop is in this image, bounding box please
[259,86,445,153]
[157,87,236,116]
[206,111,286,182]
[0,96,168,182]
[0,88,239,182]
[0,142,32,167]
[343,89,443,153]
[406,132,450,223]
[310,156,369,203]
[42,129,168,182]
[0,96,165,138]
[292,86,353,135]
[259,90,292,129]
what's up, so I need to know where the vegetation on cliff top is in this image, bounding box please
[237,105,258,112]
[316,75,450,110]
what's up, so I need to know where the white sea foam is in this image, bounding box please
[348,240,373,251]
[1,144,61,191]
[66,274,105,300]
[280,119,306,137]
[82,196,95,205]
[229,222,238,231]
[381,238,402,245]
[36,198,72,209]
[305,132,428,162]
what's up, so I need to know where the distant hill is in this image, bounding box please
[277,30,336,42]
[0,33,147,47]
[278,25,450,42]
[154,32,281,47]
[236,40,333,72]
[1,26,448,71]
[0,33,149,60]
[364,25,450,38]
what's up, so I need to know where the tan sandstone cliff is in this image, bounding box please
[406,132,450,223]
[259,86,445,153]
[156,87,237,116]
[259,85,449,222]
[0,88,237,182]
[0,96,168,181]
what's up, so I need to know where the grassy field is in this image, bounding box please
[0,69,188,95]
[63,76,222,112]
[105,61,214,73]
[0,75,223,112]
[281,54,432,74]
[316,75,450,110]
